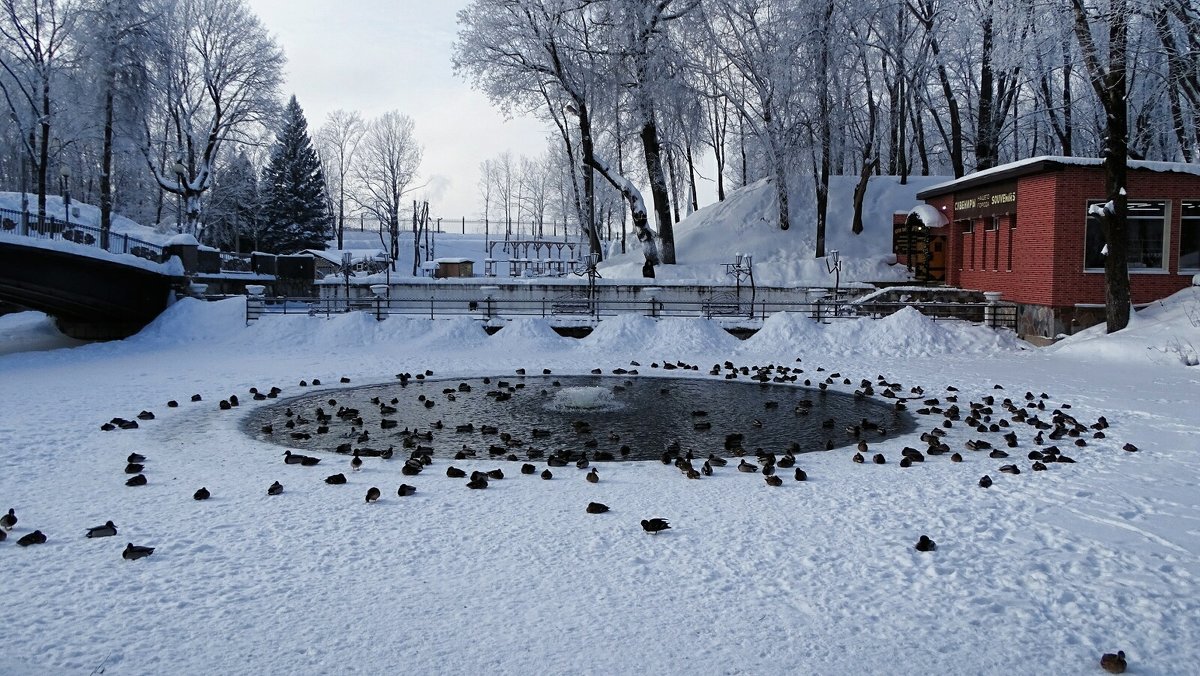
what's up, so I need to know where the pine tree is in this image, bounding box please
[260,96,330,253]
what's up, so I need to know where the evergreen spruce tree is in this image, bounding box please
[260,96,330,253]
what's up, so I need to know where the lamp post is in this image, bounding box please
[825,249,843,306]
[172,160,187,233]
[342,251,354,305]
[59,165,72,229]
[724,252,755,317]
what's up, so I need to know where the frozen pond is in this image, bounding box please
[246,374,916,462]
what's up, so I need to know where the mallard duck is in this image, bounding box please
[978,475,993,488]
[586,502,609,514]
[397,484,416,497]
[125,474,147,487]
[127,453,146,464]
[737,460,758,473]
[193,487,210,500]
[641,518,670,534]
[325,473,347,485]
[446,467,466,478]
[86,521,118,538]
[365,486,381,502]
[1,508,16,531]
[765,475,783,486]
[1100,650,1126,674]
[17,530,46,547]
[123,543,154,560]
[794,468,807,481]
[915,535,936,551]
[267,481,283,495]
[541,469,553,480]
[466,478,488,489]
[586,468,599,483]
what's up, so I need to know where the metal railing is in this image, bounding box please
[0,207,164,261]
[241,293,1018,331]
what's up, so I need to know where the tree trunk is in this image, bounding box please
[852,157,878,236]
[586,153,659,277]
[639,104,675,263]
[100,87,115,250]
[577,102,603,258]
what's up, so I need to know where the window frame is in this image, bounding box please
[1181,200,1200,272]
[1083,199,1170,273]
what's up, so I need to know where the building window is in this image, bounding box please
[981,224,987,271]
[986,216,1000,231]
[1084,200,1169,271]
[961,219,973,234]
[1182,200,1200,271]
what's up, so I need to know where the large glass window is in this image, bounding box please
[1085,200,1168,271]
[1182,201,1200,270]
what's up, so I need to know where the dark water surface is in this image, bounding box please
[245,375,915,462]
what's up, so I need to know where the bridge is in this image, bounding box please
[0,209,182,338]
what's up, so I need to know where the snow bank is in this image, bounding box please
[1050,287,1200,367]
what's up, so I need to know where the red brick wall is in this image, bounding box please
[933,165,1199,308]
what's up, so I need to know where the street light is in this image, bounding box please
[59,165,71,228]
[724,252,755,316]
[370,284,389,321]
[825,250,843,306]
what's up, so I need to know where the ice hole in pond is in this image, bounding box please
[245,375,916,462]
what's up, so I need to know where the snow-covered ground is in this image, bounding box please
[1,286,1198,674]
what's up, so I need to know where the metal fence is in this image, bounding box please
[241,293,1018,331]
[0,207,164,261]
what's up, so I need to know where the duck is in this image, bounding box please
[521,463,536,475]
[365,486,381,503]
[914,535,937,552]
[17,530,46,547]
[325,473,347,485]
[397,484,416,497]
[951,453,963,463]
[1100,650,1126,674]
[446,466,467,478]
[351,452,363,472]
[541,469,553,480]
[852,453,865,464]
[127,452,146,464]
[487,469,504,480]
[126,474,147,487]
[765,475,783,486]
[794,468,807,481]
[586,502,609,514]
[701,461,713,476]
[999,464,1021,475]
[1,508,16,531]
[122,543,155,560]
[267,481,283,495]
[707,454,728,467]
[193,487,211,500]
[86,521,118,538]
[466,477,489,489]
[978,475,993,488]
[586,468,599,483]
[641,518,671,535]
[124,463,144,474]
[737,460,758,473]
[872,454,886,465]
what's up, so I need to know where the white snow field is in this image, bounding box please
[1,287,1198,675]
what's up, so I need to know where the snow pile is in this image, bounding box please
[741,307,1024,359]
[600,174,948,285]
[0,311,85,356]
[1049,287,1200,367]
[490,317,573,352]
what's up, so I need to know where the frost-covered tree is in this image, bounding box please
[140,0,283,236]
[0,0,77,229]
[206,148,261,251]
[259,96,329,253]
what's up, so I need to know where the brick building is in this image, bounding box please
[913,156,1200,338]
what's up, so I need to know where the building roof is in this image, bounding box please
[300,248,387,265]
[916,156,1200,199]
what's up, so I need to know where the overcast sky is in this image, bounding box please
[247,0,551,222]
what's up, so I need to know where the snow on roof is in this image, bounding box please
[435,257,473,264]
[907,203,949,228]
[917,155,1200,199]
[164,233,199,246]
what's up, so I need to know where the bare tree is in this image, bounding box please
[317,109,365,250]
[140,0,283,236]
[352,110,422,271]
[0,0,77,229]
[1071,0,1131,333]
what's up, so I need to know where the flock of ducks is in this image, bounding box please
[8,361,1141,671]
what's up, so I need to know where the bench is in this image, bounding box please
[551,294,594,315]
[703,293,744,317]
